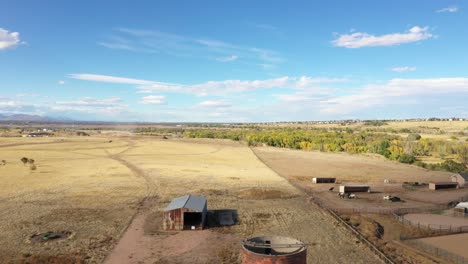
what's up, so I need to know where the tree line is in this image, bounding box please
[183,128,468,173]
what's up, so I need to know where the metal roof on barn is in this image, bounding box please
[165,194,206,212]
[459,173,468,180]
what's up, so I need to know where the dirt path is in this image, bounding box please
[0,140,71,148]
[103,140,163,263]
[104,198,158,264]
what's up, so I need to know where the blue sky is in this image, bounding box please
[1,0,467,122]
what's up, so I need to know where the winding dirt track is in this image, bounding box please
[104,140,160,264]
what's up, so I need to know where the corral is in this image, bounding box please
[251,146,468,263]
[414,233,468,259]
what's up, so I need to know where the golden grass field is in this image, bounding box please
[0,137,383,264]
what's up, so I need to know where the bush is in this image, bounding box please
[398,154,416,164]
[413,161,427,168]
[407,133,421,141]
[30,164,37,171]
[440,160,465,173]
[20,157,28,165]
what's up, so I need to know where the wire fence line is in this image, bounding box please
[405,239,468,264]
[308,195,395,264]
[394,214,468,238]
[308,192,468,264]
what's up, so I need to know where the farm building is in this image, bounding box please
[312,177,336,184]
[163,194,207,231]
[451,173,468,187]
[455,202,468,214]
[428,182,459,191]
[339,185,370,193]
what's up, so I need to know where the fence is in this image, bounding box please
[308,195,395,264]
[307,192,452,216]
[326,207,395,264]
[329,205,450,215]
[394,214,468,236]
[405,239,468,264]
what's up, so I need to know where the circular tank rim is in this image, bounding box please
[241,235,307,257]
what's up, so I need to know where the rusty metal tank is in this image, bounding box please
[241,236,307,264]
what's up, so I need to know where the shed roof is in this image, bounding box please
[430,182,459,185]
[165,194,206,212]
[458,173,468,180]
[456,202,468,209]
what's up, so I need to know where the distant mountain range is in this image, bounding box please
[0,114,72,122]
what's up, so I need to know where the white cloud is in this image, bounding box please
[48,97,128,116]
[332,26,433,48]
[56,97,123,107]
[197,100,232,108]
[391,66,416,72]
[70,73,348,97]
[259,63,275,69]
[100,28,284,66]
[216,55,238,62]
[69,73,158,85]
[58,80,65,85]
[0,28,21,50]
[16,93,40,98]
[140,95,166,105]
[437,6,458,13]
[319,78,468,114]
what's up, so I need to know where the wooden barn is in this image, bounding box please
[163,194,207,231]
[312,177,336,184]
[451,173,468,187]
[429,182,459,191]
[339,185,370,193]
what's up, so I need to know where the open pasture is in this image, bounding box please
[0,137,382,263]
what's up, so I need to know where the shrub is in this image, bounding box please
[30,164,37,171]
[407,133,421,141]
[398,154,416,164]
[20,157,28,165]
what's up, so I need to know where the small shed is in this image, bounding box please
[163,194,207,231]
[429,182,459,191]
[455,202,468,214]
[312,177,336,184]
[339,185,370,193]
[451,173,468,187]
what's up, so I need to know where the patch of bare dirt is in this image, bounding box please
[2,253,86,264]
[236,188,299,200]
[341,214,444,264]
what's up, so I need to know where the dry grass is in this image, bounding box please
[252,146,452,184]
[1,137,384,264]
[0,137,146,262]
